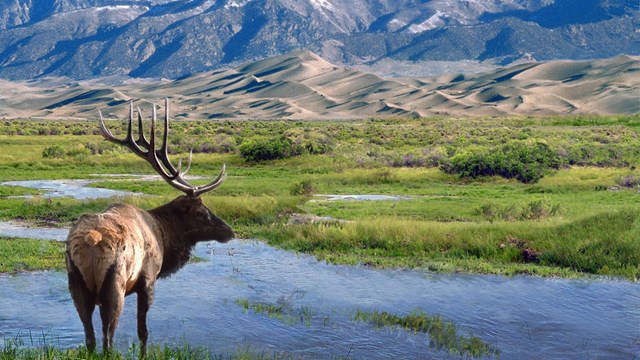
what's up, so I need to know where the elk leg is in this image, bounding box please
[98,266,125,352]
[67,257,96,351]
[77,297,97,351]
[136,284,155,355]
[99,292,124,352]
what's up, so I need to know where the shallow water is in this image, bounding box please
[318,194,413,201]
[0,221,67,241]
[0,178,131,240]
[1,180,638,358]
[1,179,136,200]
[0,240,638,359]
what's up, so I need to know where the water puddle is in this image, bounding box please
[1,175,205,201]
[0,240,638,359]
[1,180,136,200]
[316,194,413,201]
[0,221,67,241]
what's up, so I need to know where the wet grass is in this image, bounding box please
[235,298,314,326]
[1,338,301,360]
[257,208,640,279]
[1,117,640,279]
[233,298,498,359]
[0,237,65,273]
[353,309,499,358]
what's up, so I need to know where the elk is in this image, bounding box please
[65,99,233,354]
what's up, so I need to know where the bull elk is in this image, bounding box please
[65,99,233,353]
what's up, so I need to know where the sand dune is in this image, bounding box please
[0,50,637,120]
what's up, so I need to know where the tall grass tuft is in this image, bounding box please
[0,337,304,359]
[354,309,499,358]
[259,210,640,279]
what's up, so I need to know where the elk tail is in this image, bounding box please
[84,229,103,245]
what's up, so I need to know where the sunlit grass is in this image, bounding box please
[354,309,499,358]
[258,209,640,280]
[0,338,301,360]
[0,237,65,273]
[1,117,640,279]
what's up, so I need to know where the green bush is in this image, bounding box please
[239,136,294,162]
[475,200,561,221]
[444,141,561,183]
[191,134,237,153]
[41,145,66,159]
[66,145,91,159]
[290,179,317,196]
[84,141,123,155]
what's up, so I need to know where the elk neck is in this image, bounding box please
[148,202,197,278]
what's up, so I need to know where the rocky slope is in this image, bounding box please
[0,0,637,80]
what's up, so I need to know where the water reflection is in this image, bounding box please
[317,194,413,201]
[0,240,638,359]
[1,180,136,200]
[0,221,67,241]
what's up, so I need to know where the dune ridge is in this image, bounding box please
[0,50,637,120]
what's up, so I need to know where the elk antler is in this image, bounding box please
[99,98,226,197]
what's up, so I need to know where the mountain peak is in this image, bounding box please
[0,0,636,80]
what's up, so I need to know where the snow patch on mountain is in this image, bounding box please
[309,0,348,33]
[50,5,149,23]
[225,0,253,9]
[310,0,336,12]
[388,18,407,32]
[408,10,446,33]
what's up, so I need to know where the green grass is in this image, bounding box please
[233,298,497,358]
[235,298,314,326]
[0,339,302,360]
[257,208,640,279]
[0,186,40,198]
[1,116,639,280]
[354,309,499,358]
[0,237,65,273]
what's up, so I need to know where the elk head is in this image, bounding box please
[99,98,233,243]
[162,195,234,244]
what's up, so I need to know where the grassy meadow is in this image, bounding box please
[0,115,640,281]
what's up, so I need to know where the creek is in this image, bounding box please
[0,180,638,359]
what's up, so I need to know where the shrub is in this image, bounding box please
[41,145,66,159]
[444,141,561,183]
[239,136,294,161]
[423,146,448,167]
[301,131,331,155]
[66,145,91,159]
[475,200,561,221]
[498,142,561,183]
[387,152,427,167]
[84,141,123,155]
[290,180,317,196]
[284,128,332,155]
[616,174,640,188]
[210,134,237,153]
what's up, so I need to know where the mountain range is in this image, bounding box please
[0,0,637,80]
[1,50,637,119]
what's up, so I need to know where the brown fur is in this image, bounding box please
[66,196,233,353]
